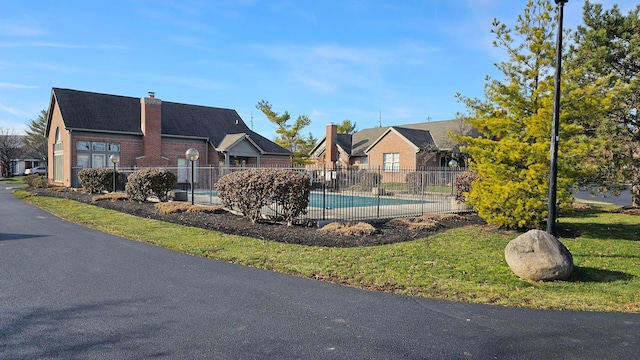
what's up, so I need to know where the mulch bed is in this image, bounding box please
[31,187,485,248]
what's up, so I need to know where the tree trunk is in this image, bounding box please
[632,171,640,207]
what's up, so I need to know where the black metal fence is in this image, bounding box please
[73,165,472,223]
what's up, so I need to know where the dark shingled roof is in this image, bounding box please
[53,88,142,133]
[335,134,353,153]
[315,119,478,158]
[51,88,289,155]
[390,127,435,150]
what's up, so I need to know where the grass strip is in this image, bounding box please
[20,192,640,313]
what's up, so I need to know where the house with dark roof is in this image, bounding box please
[309,119,477,172]
[0,134,45,176]
[45,88,291,187]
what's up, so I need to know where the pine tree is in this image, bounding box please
[256,100,312,166]
[454,0,600,229]
[571,1,640,206]
[337,119,358,134]
[24,109,48,162]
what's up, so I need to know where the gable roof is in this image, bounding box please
[218,133,263,153]
[364,127,435,154]
[47,88,290,155]
[311,118,477,159]
[396,119,476,151]
[309,133,354,158]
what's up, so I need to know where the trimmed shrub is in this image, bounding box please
[24,174,48,189]
[454,170,478,203]
[78,168,115,193]
[355,170,381,191]
[125,168,177,202]
[216,168,310,226]
[406,172,423,194]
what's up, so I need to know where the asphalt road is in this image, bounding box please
[1,185,639,359]
[572,186,633,206]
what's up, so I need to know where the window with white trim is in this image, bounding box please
[383,152,400,172]
[76,141,120,169]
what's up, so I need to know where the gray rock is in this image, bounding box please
[505,229,573,281]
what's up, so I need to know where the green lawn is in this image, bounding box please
[16,190,640,313]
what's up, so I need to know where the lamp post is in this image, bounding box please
[448,159,458,195]
[547,0,568,236]
[185,148,200,205]
[109,154,120,192]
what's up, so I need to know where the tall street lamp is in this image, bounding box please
[547,0,569,236]
[185,148,200,205]
[109,154,120,193]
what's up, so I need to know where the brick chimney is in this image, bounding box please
[139,93,162,166]
[326,123,338,166]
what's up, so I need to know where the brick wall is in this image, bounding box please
[325,123,338,164]
[161,139,209,165]
[138,96,163,166]
[367,131,417,170]
[47,101,72,186]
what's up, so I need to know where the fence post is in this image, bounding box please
[322,163,326,221]
[421,171,425,215]
[376,165,381,219]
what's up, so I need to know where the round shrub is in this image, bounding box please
[216,168,310,226]
[454,170,478,203]
[125,168,177,202]
[78,168,115,193]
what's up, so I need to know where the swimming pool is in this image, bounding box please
[307,192,427,209]
[198,190,428,209]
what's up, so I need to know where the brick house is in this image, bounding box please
[309,119,477,171]
[45,88,291,187]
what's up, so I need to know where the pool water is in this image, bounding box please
[307,192,426,209]
[199,190,428,209]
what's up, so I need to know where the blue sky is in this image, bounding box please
[1,0,636,140]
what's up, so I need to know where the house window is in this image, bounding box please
[76,141,120,169]
[383,153,400,172]
[77,141,90,150]
[53,128,63,182]
[92,142,106,151]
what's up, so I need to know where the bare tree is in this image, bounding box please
[0,128,22,177]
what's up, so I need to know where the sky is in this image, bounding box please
[1,0,637,140]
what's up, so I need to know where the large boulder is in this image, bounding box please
[505,230,573,281]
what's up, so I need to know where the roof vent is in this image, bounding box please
[148,91,155,98]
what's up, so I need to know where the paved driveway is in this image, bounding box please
[1,185,639,359]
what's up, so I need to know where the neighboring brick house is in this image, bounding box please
[45,88,291,187]
[309,119,477,171]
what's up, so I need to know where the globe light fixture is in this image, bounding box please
[109,154,120,193]
[185,148,200,205]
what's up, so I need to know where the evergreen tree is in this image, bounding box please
[454,0,599,229]
[24,109,48,162]
[571,1,640,206]
[256,100,312,166]
[337,119,358,134]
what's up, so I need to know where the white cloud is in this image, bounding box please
[0,23,48,36]
[0,102,30,117]
[0,82,39,89]
[0,42,128,49]
[253,42,438,94]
